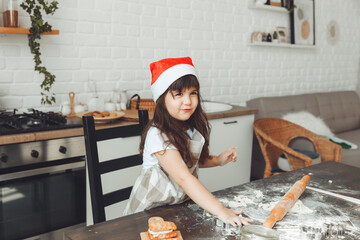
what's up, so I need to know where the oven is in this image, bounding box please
[0,110,86,240]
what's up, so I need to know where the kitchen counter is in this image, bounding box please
[63,161,360,240]
[0,105,257,145]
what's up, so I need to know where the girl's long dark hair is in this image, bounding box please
[140,75,210,167]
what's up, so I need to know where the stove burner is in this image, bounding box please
[28,119,42,127]
[0,109,82,135]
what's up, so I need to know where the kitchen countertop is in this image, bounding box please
[63,161,360,240]
[0,105,257,145]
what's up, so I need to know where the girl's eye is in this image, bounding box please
[191,91,198,95]
[175,92,183,96]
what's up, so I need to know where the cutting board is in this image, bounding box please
[122,109,154,122]
[140,231,183,240]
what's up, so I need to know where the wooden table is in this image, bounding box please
[64,161,360,240]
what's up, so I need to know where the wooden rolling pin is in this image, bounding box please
[263,175,310,228]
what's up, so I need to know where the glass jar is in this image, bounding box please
[240,225,279,240]
[3,0,19,28]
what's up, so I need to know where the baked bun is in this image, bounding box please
[102,111,110,117]
[147,217,180,240]
[148,217,164,224]
[82,110,114,118]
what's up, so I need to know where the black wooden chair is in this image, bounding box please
[82,109,149,224]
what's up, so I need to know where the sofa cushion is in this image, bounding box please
[278,149,321,172]
[247,93,320,120]
[336,129,360,168]
[282,111,334,138]
[316,91,360,134]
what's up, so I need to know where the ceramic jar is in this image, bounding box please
[74,103,86,113]
[59,101,71,115]
[104,101,116,111]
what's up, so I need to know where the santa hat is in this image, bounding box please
[150,57,197,102]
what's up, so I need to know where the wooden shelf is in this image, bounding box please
[248,0,288,13]
[0,27,59,35]
[248,42,316,49]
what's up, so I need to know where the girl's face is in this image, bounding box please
[164,87,199,121]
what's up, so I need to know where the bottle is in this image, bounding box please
[262,32,267,42]
[119,90,128,110]
[267,33,272,42]
[3,0,18,28]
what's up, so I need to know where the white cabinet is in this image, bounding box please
[198,114,255,192]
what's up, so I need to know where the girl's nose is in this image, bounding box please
[183,95,191,105]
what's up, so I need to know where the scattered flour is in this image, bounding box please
[254,190,263,198]
[219,199,229,205]
[187,185,359,239]
[234,195,255,205]
[220,190,312,214]
[259,199,313,214]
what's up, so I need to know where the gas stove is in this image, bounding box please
[0,110,86,240]
[0,109,84,178]
[0,109,82,135]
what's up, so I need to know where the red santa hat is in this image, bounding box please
[150,57,197,102]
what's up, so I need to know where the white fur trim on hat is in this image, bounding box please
[151,64,197,102]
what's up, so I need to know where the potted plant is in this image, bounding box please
[20,0,59,105]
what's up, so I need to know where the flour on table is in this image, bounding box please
[259,199,313,214]
[221,195,257,208]
[254,190,263,198]
[219,189,312,214]
[187,186,359,239]
[219,199,229,204]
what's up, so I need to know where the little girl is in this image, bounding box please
[124,57,252,226]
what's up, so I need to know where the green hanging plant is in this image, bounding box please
[283,0,296,12]
[20,0,59,105]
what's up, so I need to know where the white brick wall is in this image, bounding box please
[0,0,359,111]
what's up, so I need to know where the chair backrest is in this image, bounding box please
[253,118,342,178]
[82,109,149,224]
[253,118,323,146]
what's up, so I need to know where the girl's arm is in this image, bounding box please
[199,146,237,168]
[155,149,251,226]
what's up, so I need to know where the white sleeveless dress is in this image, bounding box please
[123,127,205,215]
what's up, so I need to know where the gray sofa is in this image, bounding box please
[246,90,360,180]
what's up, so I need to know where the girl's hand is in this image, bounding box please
[217,208,253,227]
[217,146,237,166]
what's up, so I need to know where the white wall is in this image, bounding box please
[0,0,359,111]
